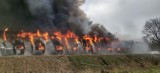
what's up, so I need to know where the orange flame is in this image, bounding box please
[54,31,62,41]
[3,28,8,41]
[38,43,45,51]
[36,30,41,37]
[55,46,63,51]
[29,34,34,45]
[17,45,24,50]
[83,35,93,46]
[42,32,49,43]
[15,29,112,52]
[64,37,69,49]
[93,35,103,43]
[85,46,92,51]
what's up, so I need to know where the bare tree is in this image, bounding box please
[143,18,160,49]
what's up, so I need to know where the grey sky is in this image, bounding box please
[81,0,160,40]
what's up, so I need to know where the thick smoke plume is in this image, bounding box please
[26,0,93,36]
[0,0,152,55]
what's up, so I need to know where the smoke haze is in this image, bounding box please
[81,0,160,40]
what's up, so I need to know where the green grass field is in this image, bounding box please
[67,55,160,73]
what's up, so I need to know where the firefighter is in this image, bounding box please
[12,38,25,55]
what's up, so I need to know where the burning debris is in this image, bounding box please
[51,32,64,54]
[12,38,25,55]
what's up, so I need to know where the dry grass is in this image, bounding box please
[0,55,159,73]
[0,56,74,73]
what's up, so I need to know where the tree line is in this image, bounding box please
[143,18,160,50]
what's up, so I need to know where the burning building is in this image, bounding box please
[0,0,123,55]
[7,28,117,55]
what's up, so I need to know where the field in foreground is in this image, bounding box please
[0,55,160,73]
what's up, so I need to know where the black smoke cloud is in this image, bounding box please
[26,0,115,37]
[0,0,115,38]
[26,0,88,35]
